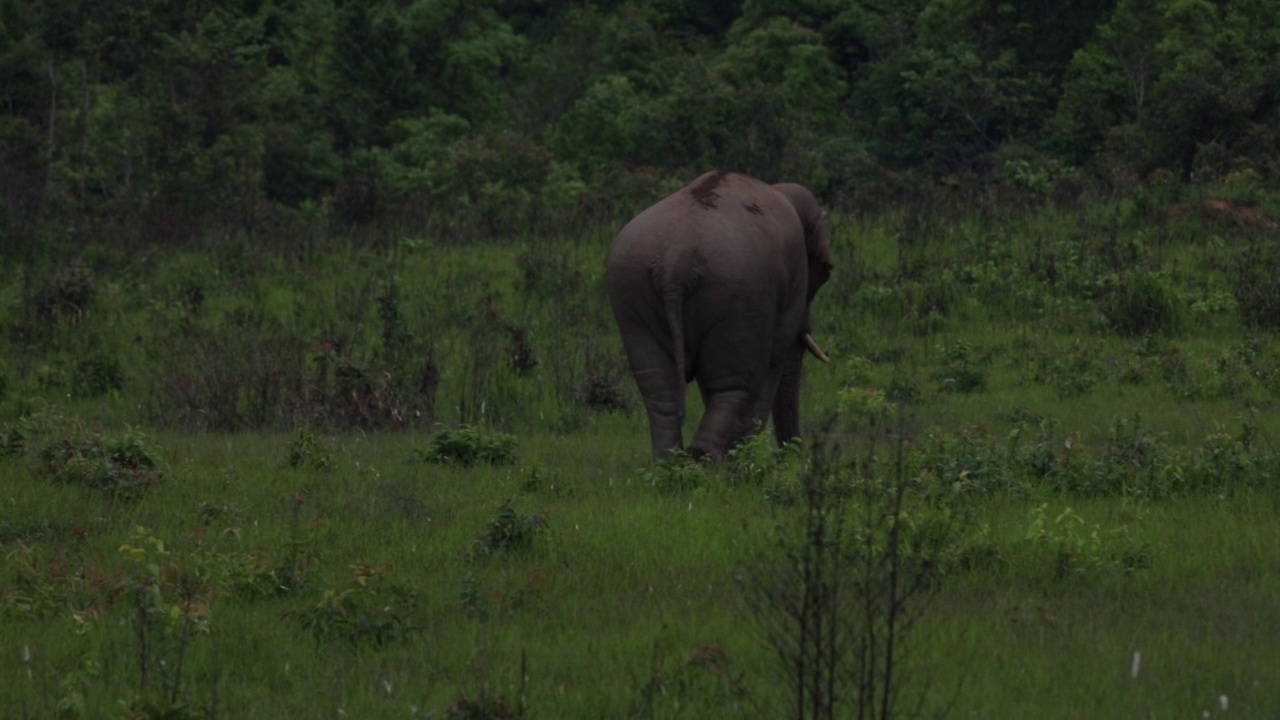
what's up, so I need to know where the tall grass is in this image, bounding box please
[2,183,1280,716]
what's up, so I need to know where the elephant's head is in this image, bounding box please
[773,182,833,362]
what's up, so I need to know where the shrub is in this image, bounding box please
[1,405,162,500]
[1227,244,1280,329]
[283,427,334,471]
[631,641,749,718]
[293,561,426,648]
[575,367,629,412]
[1024,343,1099,398]
[726,432,800,487]
[639,451,706,494]
[411,426,518,467]
[70,353,125,399]
[40,429,161,500]
[33,260,96,322]
[1099,270,1186,337]
[934,340,988,393]
[471,500,548,559]
[1019,503,1151,580]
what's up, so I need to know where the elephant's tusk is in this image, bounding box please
[803,333,831,363]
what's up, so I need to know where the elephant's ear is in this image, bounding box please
[808,212,834,288]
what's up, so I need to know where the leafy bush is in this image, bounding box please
[411,426,518,467]
[934,341,988,393]
[726,432,801,487]
[1018,503,1150,580]
[69,353,125,399]
[471,500,548,559]
[32,260,96,322]
[283,427,333,471]
[293,561,426,649]
[631,641,749,719]
[1,405,162,500]
[639,452,706,494]
[1024,343,1099,398]
[1228,244,1280,330]
[1099,270,1187,337]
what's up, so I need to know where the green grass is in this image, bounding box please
[3,187,1280,717]
[3,429,1278,717]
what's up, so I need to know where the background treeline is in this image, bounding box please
[3,0,1280,252]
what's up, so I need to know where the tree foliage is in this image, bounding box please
[4,0,1280,250]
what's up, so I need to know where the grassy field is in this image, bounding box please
[3,186,1280,717]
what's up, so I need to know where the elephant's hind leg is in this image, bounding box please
[689,385,756,460]
[618,334,685,458]
[688,325,773,459]
[636,369,684,458]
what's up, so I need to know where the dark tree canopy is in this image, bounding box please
[3,0,1278,249]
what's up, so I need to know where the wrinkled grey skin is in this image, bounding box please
[606,170,833,460]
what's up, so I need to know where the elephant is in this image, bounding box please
[605,170,833,460]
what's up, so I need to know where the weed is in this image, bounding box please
[1183,425,1262,494]
[111,526,257,710]
[914,426,1025,498]
[1,405,163,499]
[412,426,518,467]
[376,277,413,363]
[294,561,427,648]
[53,652,102,718]
[69,353,125,399]
[1025,342,1099,398]
[741,426,953,720]
[631,636,751,719]
[459,569,490,619]
[40,427,162,500]
[471,500,548,559]
[461,566,557,622]
[32,259,96,323]
[272,496,327,596]
[283,426,333,471]
[837,386,896,430]
[506,325,539,376]
[1099,269,1186,337]
[518,462,574,497]
[1020,503,1150,580]
[1,543,122,620]
[575,366,629,412]
[1226,240,1280,329]
[0,515,57,545]
[639,451,706,494]
[441,692,522,719]
[726,432,801,487]
[934,340,988,393]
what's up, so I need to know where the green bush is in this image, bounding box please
[412,426,518,467]
[640,452,706,494]
[1,405,162,500]
[1099,270,1187,337]
[471,500,548,559]
[69,353,125,399]
[284,427,334,471]
[1228,245,1280,330]
[294,561,427,649]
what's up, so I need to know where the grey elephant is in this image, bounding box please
[605,170,833,460]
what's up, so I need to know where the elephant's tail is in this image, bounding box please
[663,287,687,427]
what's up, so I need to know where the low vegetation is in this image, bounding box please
[2,178,1279,716]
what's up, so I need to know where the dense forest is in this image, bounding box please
[3,0,1280,252]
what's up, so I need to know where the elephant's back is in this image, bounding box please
[608,171,804,277]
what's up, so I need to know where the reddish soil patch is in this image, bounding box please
[1190,199,1279,230]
